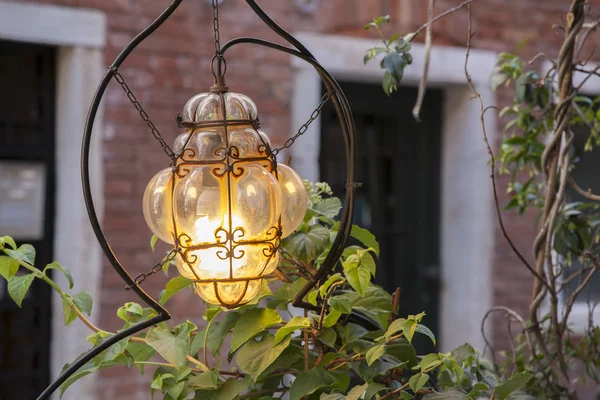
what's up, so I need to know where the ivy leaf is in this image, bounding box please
[150,234,158,251]
[417,353,443,372]
[159,275,193,305]
[366,344,386,366]
[384,53,405,86]
[205,306,222,322]
[414,324,436,345]
[322,310,342,328]
[344,261,371,297]
[44,261,74,289]
[311,197,342,219]
[451,343,475,364]
[117,302,144,322]
[0,236,17,250]
[493,372,534,400]
[350,225,380,256]
[319,273,343,297]
[318,328,337,348]
[207,312,241,357]
[409,373,430,393]
[8,273,35,307]
[328,296,353,314]
[289,368,338,400]
[346,383,369,400]
[146,327,188,367]
[194,378,248,400]
[237,334,291,382]
[5,244,36,265]
[189,369,219,389]
[126,341,156,373]
[382,71,398,96]
[230,308,282,354]
[365,383,387,400]
[72,291,93,316]
[283,224,330,264]
[0,256,19,280]
[423,390,471,399]
[274,317,310,345]
[62,297,77,326]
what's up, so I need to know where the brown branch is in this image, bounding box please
[409,0,477,42]
[462,4,550,291]
[412,0,436,121]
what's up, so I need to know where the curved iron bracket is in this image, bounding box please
[38,0,368,398]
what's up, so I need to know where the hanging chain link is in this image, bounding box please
[111,68,176,160]
[126,250,178,290]
[273,92,333,156]
[212,0,222,56]
[278,248,314,279]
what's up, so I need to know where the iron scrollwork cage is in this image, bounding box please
[38,0,363,398]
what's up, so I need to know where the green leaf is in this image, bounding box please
[0,256,19,280]
[386,338,418,367]
[207,312,240,357]
[403,320,417,343]
[409,373,430,392]
[417,353,442,372]
[311,197,342,219]
[283,224,330,264]
[0,235,17,250]
[146,327,189,367]
[423,390,470,400]
[493,372,533,400]
[72,291,93,316]
[117,302,144,322]
[194,378,248,400]
[322,309,342,328]
[150,234,158,251]
[346,383,369,400]
[205,306,222,322]
[62,297,77,326]
[451,343,475,364]
[319,273,343,297]
[289,369,338,400]
[7,273,35,307]
[384,52,405,85]
[5,244,36,265]
[44,261,74,289]
[189,369,219,389]
[382,71,398,96]
[230,308,282,354]
[345,264,371,297]
[237,334,291,382]
[160,275,193,304]
[318,328,337,348]
[365,383,387,400]
[366,344,386,366]
[350,225,380,256]
[126,341,156,373]
[328,296,352,314]
[415,324,436,345]
[274,316,310,345]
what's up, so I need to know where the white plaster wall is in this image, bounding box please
[0,2,106,399]
[291,33,497,352]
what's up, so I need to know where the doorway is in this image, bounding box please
[0,40,56,399]
[320,82,442,352]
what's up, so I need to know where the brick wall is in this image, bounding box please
[18,0,600,398]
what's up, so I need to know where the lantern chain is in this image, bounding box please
[278,248,315,279]
[272,91,332,156]
[111,67,176,160]
[126,250,178,290]
[212,0,222,56]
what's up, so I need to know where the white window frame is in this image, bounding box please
[290,32,498,352]
[0,2,106,399]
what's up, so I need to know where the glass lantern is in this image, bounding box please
[142,89,308,307]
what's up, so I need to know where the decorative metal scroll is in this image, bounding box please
[37,0,362,398]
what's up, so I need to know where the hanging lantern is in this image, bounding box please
[142,88,308,307]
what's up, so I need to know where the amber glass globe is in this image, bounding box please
[142,90,308,307]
